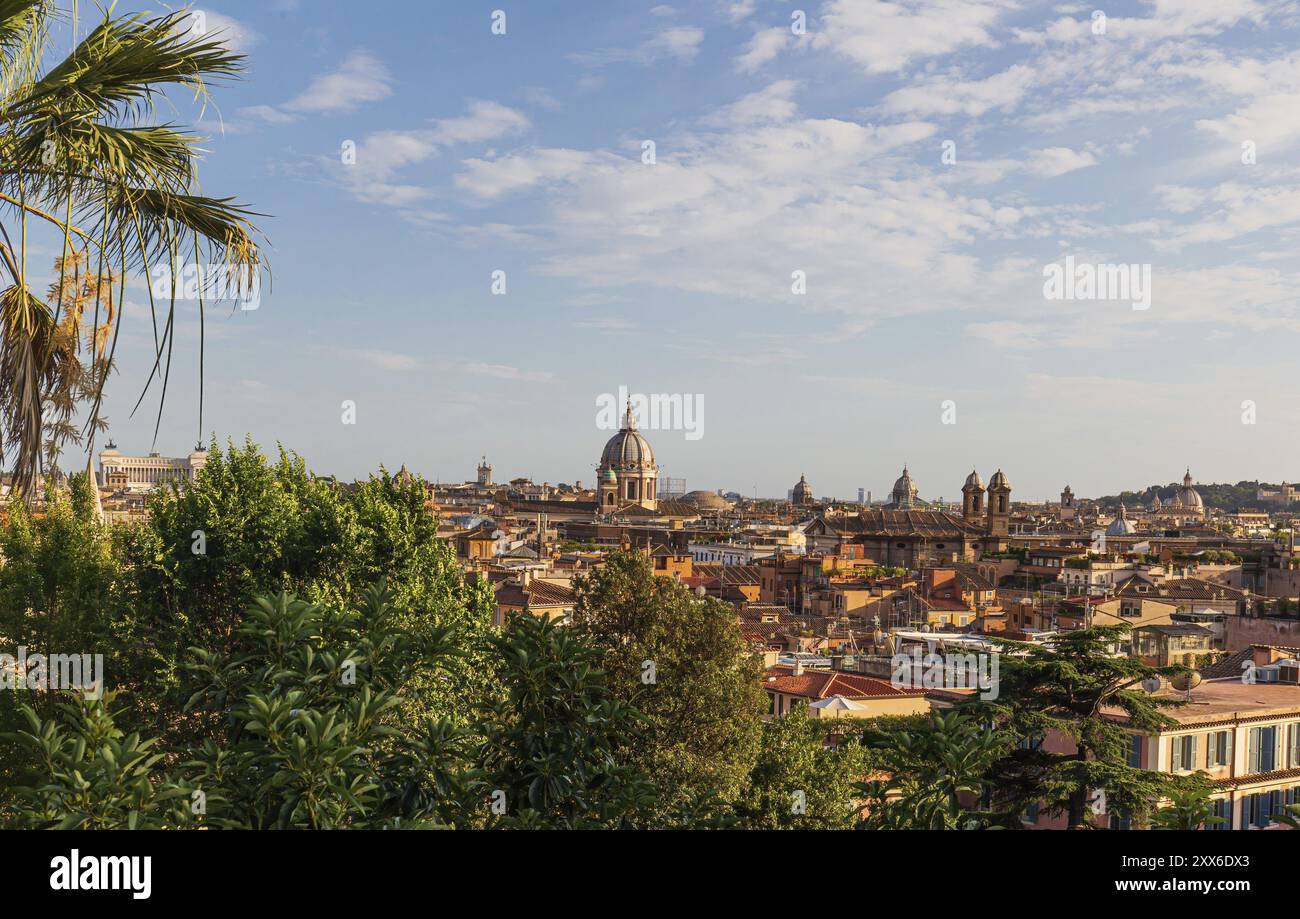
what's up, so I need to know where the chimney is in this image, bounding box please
[793,659,804,676]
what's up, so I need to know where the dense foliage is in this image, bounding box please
[0,440,1245,830]
[962,628,1201,829]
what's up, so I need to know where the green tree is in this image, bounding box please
[7,588,671,830]
[856,711,1007,830]
[5,691,199,829]
[1149,778,1224,830]
[10,586,485,829]
[570,551,766,820]
[735,707,866,829]
[127,439,499,740]
[182,586,475,828]
[476,613,655,828]
[963,627,1191,829]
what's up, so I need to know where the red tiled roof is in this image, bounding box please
[526,580,576,606]
[763,665,920,700]
[494,580,575,609]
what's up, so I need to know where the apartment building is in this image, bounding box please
[1117,655,1300,830]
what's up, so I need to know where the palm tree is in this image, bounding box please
[0,1,263,500]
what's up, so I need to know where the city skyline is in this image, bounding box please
[50,0,1300,500]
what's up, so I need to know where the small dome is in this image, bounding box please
[1176,470,1203,509]
[892,466,917,503]
[1106,503,1137,536]
[989,469,1010,490]
[791,474,813,503]
[964,470,984,489]
[683,490,732,510]
[601,468,618,483]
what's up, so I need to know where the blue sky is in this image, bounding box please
[79,0,1300,501]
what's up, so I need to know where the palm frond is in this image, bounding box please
[6,9,244,124]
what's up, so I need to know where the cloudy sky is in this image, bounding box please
[79,0,1300,500]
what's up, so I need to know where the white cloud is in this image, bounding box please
[575,316,640,334]
[191,11,259,52]
[355,349,420,371]
[1153,181,1300,249]
[428,101,531,145]
[735,27,792,73]
[1026,146,1098,176]
[238,105,297,125]
[287,50,393,114]
[462,363,554,383]
[702,80,800,127]
[455,148,600,199]
[880,64,1036,117]
[724,0,757,22]
[812,0,1017,74]
[571,26,704,66]
[336,101,530,210]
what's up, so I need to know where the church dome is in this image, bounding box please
[964,470,984,489]
[1106,503,1137,536]
[1176,469,1203,510]
[891,466,918,507]
[791,474,813,503]
[989,469,1011,490]
[600,404,656,469]
[683,490,732,510]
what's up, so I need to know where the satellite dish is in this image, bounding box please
[694,585,706,598]
[1141,677,1162,694]
[1170,670,1202,693]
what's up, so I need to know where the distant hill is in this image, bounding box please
[1097,481,1276,513]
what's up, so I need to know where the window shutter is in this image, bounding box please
[1249,728,1260,774]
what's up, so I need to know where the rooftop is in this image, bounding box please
[763,664,922,700]
[1106,678,1300,727]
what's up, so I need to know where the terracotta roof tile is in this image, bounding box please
[763,665,920,700]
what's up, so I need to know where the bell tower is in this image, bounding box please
[962,470,984,524]
[986,470,1011,537]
